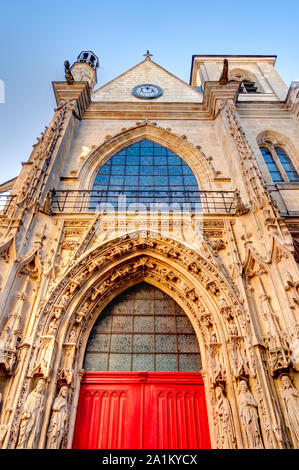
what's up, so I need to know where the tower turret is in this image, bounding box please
[70,51,99,91]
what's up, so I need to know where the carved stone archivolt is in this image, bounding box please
[3,232,252,449]
[1,230,297,449]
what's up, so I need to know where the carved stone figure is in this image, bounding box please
[16,378,46,449]
[237,379,264,448]
[64,60,74,85]
[46,386,68,449]
[219,58,229,85]
[280,374,299,447]
[234,190,249,216]
[215,385,237,449]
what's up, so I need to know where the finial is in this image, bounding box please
[143,50,153,60]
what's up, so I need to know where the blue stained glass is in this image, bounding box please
[154,156,167,165]
[125,176,138,185]
[92,139,200,205]
[168,156,181,164]
[141,156,153,165]
[154,166,167,175]
[155,176,168,185]
[140,166,153,175]
[169,175,183,185]
[154,147,167,155]
[113,166,125,175]
[275,147,299,181]
[184,175,198,185]
[125,166,137,175]
[140,176,152,186]
[260,147,283,182]
[140,147,154,156]
[271,172,283,182]
[183,166,193,175]
[110,176,123,185]
[112,155,125,164]
[95,175,109,184]
[169,166,182,175]
[127,147,139,155]
[99,166,110,174]
[288,172,299,181]
[126,156,139,165]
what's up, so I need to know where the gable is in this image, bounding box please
[92,59,202,103]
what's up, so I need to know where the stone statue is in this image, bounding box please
[16,378,46,449]
[46,385,68,449]
[64,60,74,85]
[219,58,229,85]
[280,374,299,447]
[237,379,264,448]
[215,385,237,449]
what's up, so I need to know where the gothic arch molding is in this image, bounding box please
[77,123,214,191]
[6,232,257,450]
[28,232,251,448]
[41,251,244,449]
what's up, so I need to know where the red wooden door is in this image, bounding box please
[72,372,211,449]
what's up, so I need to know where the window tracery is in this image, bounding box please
[259,141,299,183]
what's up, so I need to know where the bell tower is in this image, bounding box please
[70,50,99,90]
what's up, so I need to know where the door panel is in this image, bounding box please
[73,372,210,449]
[73,380,142,449]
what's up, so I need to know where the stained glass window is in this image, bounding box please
[275,147,299,182]
[260,147,283,182]
[260,145,299,183]
[84,282,201,372]
[92,139,200,210]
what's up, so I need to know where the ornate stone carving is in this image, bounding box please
[280,374,299,448]
[30,336,56,378]
[215,385,237,449]
[237,379,264,448]
[46,385,69,449]
[59,343,76,385]
[234,190,249,216]
[16,378,46,449]
[208,238,226,255]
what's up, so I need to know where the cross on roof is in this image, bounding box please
[143,50,153,60]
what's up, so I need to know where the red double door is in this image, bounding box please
[72,372,211,449]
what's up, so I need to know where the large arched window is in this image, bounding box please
[259,143,299,182]
[92,139,200,209]
[84,282,201,372]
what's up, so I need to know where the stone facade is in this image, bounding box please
[0,52,298,449]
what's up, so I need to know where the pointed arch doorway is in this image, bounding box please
[72,282,211,449]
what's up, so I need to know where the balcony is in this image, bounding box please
[50,190,236,214]
[0,192,16,216]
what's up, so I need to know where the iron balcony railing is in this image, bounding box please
[0,193,16,215]
[51,190,236,214]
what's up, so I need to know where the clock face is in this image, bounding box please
[132,84,163,99]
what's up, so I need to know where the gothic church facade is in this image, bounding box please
[0,51,299,449]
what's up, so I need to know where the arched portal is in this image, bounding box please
[72,282,210,449]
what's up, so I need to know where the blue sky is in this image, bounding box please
[0,0,299,184]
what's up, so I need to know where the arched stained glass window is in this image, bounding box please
[275,147,299,182]
[84,282,201,372]
[260,145,299,183]
[92,139,200,209]
[260,147,283,182]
